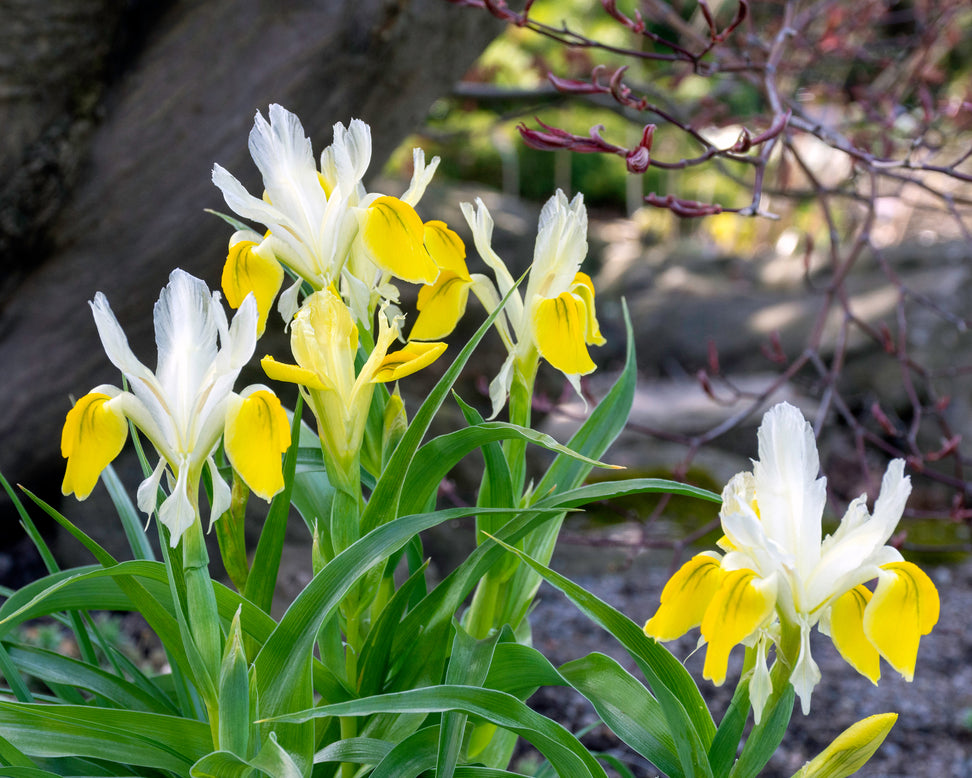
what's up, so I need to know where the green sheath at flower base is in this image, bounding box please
[60,269,290,547]
[644,402,940,723]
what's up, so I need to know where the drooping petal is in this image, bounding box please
[827,585,881,684]
[222,233,284,336]
[701,569,777,685]
[61,391,128,499]
[412,272,472,341]
[359,196,438,284]
[532,291,597,375]
[261,356,328,391]
[207,456,232,530]
[488,352,516,420]
[158,465,196,547]
[791,620,822,714]
[223,388,291,500]
[749,633,774,725]
[375,341,447,383]
[864,561,939,681]
[136,458,167,517]
[644,553,724,641]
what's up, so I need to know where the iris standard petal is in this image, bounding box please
[532,291,597,375]
[261,356,328,390]
[701,569,777,685]
[829,585,881,684]
[223,389,291,500]
[61,392,129,499]
[864,561,939,681]
[375,341,448,383]
[222,235,284,336]
[644,553,724,641]
[360,196,438,284]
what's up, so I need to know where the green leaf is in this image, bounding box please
[708,678,751,776]
[400,423,620,519]
[217,609,251,757]
[371,725,439,778]
[729,686,795,778]
[313,736,391,765]
[0,701,212,773]
[101,462,156,561]
[3,642,174,714]
[436,625,507,778]
[191,732,303,778]
[244,397,303,614]
[483,536,715,778]
[252,507,531,776]
[268,685,608,778]
[558,653,680,778]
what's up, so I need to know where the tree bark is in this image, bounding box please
[0,0,500,548]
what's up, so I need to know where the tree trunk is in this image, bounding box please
[0,0,500,568]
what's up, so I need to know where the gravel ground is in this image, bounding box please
[522,545,972,777]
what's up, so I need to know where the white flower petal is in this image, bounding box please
[158,466,196,547]
[791,620,822,715]
[207,457,231,530]
[136,458,167,517]
[401,149,440,206]
[752,402,826,578]
[488,352,516,420]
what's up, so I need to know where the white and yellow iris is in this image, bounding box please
[411,190,605,417]
[261,289,445,488]
[212,105,444,328]
[61,270,291,547]
[644,402,939,721]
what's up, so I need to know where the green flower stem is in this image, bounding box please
[504,356,537,497]
[182,514,222,688]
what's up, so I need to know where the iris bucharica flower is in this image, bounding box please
[212,104,443,331]
[261,288,445,496]
[644,402,939,722]
[411,190,605,419]
[61,269,291,547]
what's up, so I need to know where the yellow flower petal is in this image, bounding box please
[411,271,472,340]
[261,355,328,391]
[570,272,606,346]
[829,585,880,684]
[864,561,939,681]
[793,713,897,778]
[644,553,724,641]
[222,238,284,336]
[532,291,597,375]
[224,390,291,500]
[374,341,447,382]
[361,196,438,284]
[61,392,128,500]
[424,220,469,277]
[701,569,776,685]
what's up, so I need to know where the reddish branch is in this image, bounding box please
[447,0,972,554]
